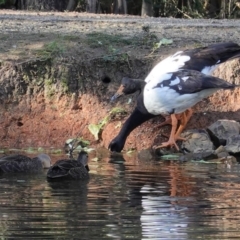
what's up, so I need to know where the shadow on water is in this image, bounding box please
[1,149,240,239]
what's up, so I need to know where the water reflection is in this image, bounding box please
[0,149,240,239]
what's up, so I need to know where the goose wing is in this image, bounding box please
[145,42,240,85]
[181,42,240,73]
[152,69,235,94]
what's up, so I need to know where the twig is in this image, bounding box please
[170,0,192,19]
[175,6,192,19]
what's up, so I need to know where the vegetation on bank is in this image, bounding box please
[0,19,177,151]
[27,28,164,144]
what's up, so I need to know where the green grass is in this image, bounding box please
[86,28,159,52]
[0,35,8,40]
[35,41,65,60]
[85,30,159,62]
[63,35,80,41]
[86,32,139,48]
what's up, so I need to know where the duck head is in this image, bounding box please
[37,154,51,169]
[110,77,145,102]
[77,151,90,172]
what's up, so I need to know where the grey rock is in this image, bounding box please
[181,129,215,156]
[214,145,230,158]
[225,135,240,154]
[207,120,240,147]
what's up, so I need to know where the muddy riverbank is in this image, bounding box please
[0,10,240,152]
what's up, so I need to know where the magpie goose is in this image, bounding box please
[109,69,240,152]
[111,42,240,128]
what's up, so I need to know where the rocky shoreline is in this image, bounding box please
[178,119,240,160]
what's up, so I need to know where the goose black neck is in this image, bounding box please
[123,78,146,95]
[109,107,156,152]
[122,107,154,136]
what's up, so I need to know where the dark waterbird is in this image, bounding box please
[0,154,51,173]
[47,151,90,180]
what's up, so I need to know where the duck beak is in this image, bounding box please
[110,85,124,102]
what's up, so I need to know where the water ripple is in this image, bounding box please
[0,150,240,239]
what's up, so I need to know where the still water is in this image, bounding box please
[1,149,240,239]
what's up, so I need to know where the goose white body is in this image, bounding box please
[144,84,218,115]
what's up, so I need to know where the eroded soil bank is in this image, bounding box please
[0,10,240,151]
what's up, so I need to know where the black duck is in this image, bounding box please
[0,154,51,173]
[47,151,89,180]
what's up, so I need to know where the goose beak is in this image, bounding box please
[110,85,124,102]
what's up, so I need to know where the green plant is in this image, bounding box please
[45,78,54,86]
[65,137,93,154]
[60,78,68,92]
[151,38,173,55]
[88,107,126,140]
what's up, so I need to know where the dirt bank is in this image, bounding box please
[0,10,240,152]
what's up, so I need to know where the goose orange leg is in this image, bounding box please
[174,108,193,140]
[153,109,193,151]
[158,109,193,141]
[156,114,180,150]
[155,114,183,128]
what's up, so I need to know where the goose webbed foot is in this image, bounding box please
[155,116,172,128]
[153,114,180,150]
[153,139,179,151]
[161,133,186,141]
[155,109,193,151]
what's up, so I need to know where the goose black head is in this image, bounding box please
[110,77,144,102]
